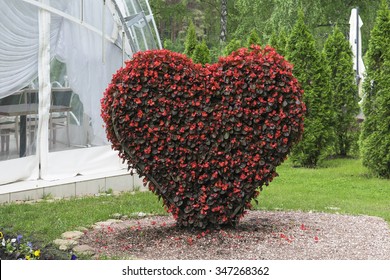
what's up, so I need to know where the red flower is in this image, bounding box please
[100,47,305,229]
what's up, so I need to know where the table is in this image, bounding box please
[0,104,71,157]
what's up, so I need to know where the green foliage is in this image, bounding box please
[323,26,360,157]
[223,38,242,56]
[277,29,288,57]
[151,0,381,58]
[361,0,390,140]
[246,28,261,48]
[192,40,211,64]
[268,31,279,49]
[232,0,380,51]
[184,21,198,57]
[361,55,390,178]
[255,158,390,223]
[163,39,184,53]
[1,159,389,260]
[286,10,334,167]
[268,29,287,57]
[360,0,390,178]
[209,46,224,63]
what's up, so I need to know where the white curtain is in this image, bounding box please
[0,0,39,97]
[0,0,132,184]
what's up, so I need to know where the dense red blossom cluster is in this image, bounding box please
[101,46,305,228]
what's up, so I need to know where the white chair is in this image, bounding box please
[0,93,23,156]
[0,118,18,155]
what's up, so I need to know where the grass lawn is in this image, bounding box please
[255,158,390,224]
[0,157,389,258]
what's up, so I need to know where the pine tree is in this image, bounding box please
[360,0,390,178]
[323,26,360,156]
[277,29,288,57]
[268,29,287,57]
[362,52,390,178]
[268,31,279,49]
[184,21,198,57]
[286,10,334,167]
[247,28,261,48]
[223,38,242,56]
[192,40,211,65]
[361,0,390,143]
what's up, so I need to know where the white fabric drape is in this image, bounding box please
[37,0,51,179]
[0,0,125,184]
[54,0,123,145]
[0,0,40,184]
[0,0,39,97]
[0,0,160,185]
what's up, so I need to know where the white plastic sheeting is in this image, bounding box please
[0,0,160,185]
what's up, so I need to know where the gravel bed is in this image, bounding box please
[78,210,390,260]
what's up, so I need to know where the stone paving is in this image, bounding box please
[52,214,133,257]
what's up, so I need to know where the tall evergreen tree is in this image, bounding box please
[184,21,198,57]
[323,26,360,156]
[268,29,287,57]
[362,51,390,178]
[192,39,211,64]
[277,29,288,57]
[268,31,279,49]
[286,10,334,167]
[361,0,390,178]
[247,28,261,47]
[361,0,390,141]
[223,38,242,56]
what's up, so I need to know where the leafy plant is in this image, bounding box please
[0,231,40,260]
[101,47,305,229]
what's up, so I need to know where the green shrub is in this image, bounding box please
[247,28,261,48]
[286,10,334,167]
[192,40,211,65]
[323,26,360,157]
[360,0,390,178]
[184,21,198,57]
[223,38,242,56]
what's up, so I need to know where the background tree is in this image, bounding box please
[323,26,360,157]
[192,39,211,64]
[246,28,261,47]
[360,0,390,178]
[286,10,334,167]
[184,20,198,57]
[220,0,228,43]
[223,38,242,56]
[361,51,390,178]
[150,0,381,58]
[268,29,287,56]
[268,31,279,49]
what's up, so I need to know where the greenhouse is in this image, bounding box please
[0,0,161,187]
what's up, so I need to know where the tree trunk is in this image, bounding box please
[220,0,228,43]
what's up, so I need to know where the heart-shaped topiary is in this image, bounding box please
[101,46,305,229]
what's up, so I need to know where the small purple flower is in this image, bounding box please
[16,235,23,243]
[27,242,33,248]
[71,254,77,260]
